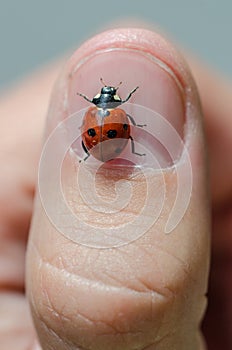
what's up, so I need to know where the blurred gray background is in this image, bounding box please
[0,0,231,88]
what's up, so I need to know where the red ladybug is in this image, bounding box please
[77,78,146,162]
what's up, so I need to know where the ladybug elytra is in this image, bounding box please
[77,78,146,162]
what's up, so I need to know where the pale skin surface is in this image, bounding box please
[0,28,231,350]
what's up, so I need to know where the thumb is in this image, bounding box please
[26,28,210,350]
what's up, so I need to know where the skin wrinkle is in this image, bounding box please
[32,228,171,296]
[42,287,67,324]
[93,254,153,293]
[37,249,167,300]
[119,242,165,290]
[147,293,166,347]
[139,329,198,350]
[30,189,207,349]
[70,249,100,273]
[150,246,192,284]
[160,285,207,333]
[154,259,190,310]
[102,263,164,298]
[148,244,191,275]
[40,272,125,336]
[116,244,183,298]
[103,234,190,294]
[70,250,103,280]
[140,331,178,350]
[66,198,146,228]
[150,225,207,290]
[38,314,186,350]
[150,291,176,345]
[32,284,83,350]
[30,244,177,349]
[32,238,168,298]
[100,268,137,291]
[145,322,203,350]
[96,251,154,292]
[112,249,169,297]
[30,241,166,308]
[40,286,121,338]
[37,291,157,350]
[133,239,191,278]
[38,317,76,350]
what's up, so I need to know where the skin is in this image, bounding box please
[0,28,231,350]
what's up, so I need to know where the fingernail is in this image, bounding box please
[49,30,185,169]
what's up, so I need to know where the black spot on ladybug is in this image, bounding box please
[107,130,117,138]
[87,128,96,137]
[123,124,128,130]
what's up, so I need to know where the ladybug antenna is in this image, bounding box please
[116,81,122,91]
[100,77,107,86]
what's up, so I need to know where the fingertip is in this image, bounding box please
[27,27,210,350]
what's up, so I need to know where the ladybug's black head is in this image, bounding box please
[77,79,138,110]
[101,86,116,95]
[91,80,123,109]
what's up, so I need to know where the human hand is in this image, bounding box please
[0,28,231,350]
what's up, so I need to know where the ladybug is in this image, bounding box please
[77,78,146,162]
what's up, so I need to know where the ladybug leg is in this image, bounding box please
[129,136,145,156]
[79,141,90,163]
[126,114,147,128]
[121,86,139,103]
[77,92,92,104]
